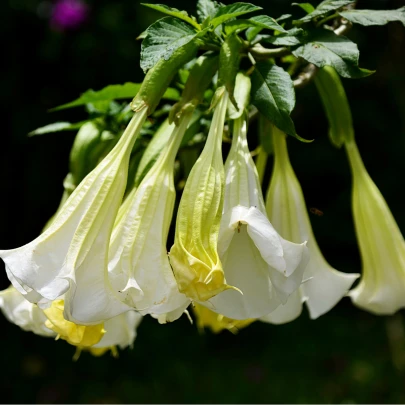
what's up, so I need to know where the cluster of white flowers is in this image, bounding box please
[1,65,404,356]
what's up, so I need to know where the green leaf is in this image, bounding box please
[276,14,293,22]
[339,7,405,27]
[251,61,300,139]
[28,121,87,136]
[263,32,302,46]
[224,19,259,35]
[293,29,374,78]
[249,15,289,33]
[140,17,204,72]
[196,0,220,23]
[141,3,200,29]
[259,27,303,46]
[297,0,354,23]
[246,26,263,42]
[210,3,262,28]
[51,83,180,111]
[292,3,315,14]
[218,34,243,108]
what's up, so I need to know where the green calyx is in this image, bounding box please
[131,39,201,115]
[218,34,244,109]
[169,52,219,125]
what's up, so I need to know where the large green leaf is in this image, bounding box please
[224,19,259,35]
[51,83,180,111]
[141,3,200,29]
[249,15,289,33]
[297,0,354,23]
[251,61,298,138]
[29,121,87,136]
[339,7,405,27]
[210,3,262,28]
[293,29,374,78]
[140,17,204,72]
[196,0,220,23]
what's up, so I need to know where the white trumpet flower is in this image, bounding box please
[346,140,405,315]
[0,286,55,337]
[203,117,309,320]
[108,110,192,323]
[0,286,142,356]
[263,128,358,324]
[0,108,148,325]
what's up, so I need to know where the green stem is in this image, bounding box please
[255,147,268,186]
[247,44,290,59]
[316,12,340,27]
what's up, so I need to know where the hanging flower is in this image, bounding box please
[0,286,55,337]
[43,300,106,347]
[87,311,142,358]
[346,140,405,315]
[169,88,235,302]
[202,116,309,320]
[263,127,358,324]
[193,303,254,334]
[108,110,193,323]
[0,286,142,357]
[0,108,148,325]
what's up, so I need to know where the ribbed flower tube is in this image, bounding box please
[108,110,193,323]
[0,108,148,325]
[169,88,232,302]
[263,128,358,323]
[346,140,405,315]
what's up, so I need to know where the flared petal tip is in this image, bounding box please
[349,284,405,316]
[306,271,359,320]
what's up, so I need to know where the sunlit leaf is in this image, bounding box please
[251,61,300,139]
[140,17,204,72]
[297,0,354,23]
[29,121,87,136]
[293,29,374,78]
[210,3,262,28]
[141,3,200,29]
[196,0,220,22]
[51,83,180,111]
[339,7,405,27]
[292,3,315,14]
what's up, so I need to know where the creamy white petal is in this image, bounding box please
[206,223,281,320]
[92,311,142,350]
[0,286,55,337]
[261,290,304,325]
[0,109,148,324]
[109,111,192,321]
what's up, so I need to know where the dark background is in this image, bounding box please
[1,0,405,403]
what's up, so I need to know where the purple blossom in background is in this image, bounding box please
[50,0,89,31]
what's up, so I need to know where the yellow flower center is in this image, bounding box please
[44,300,105,347]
